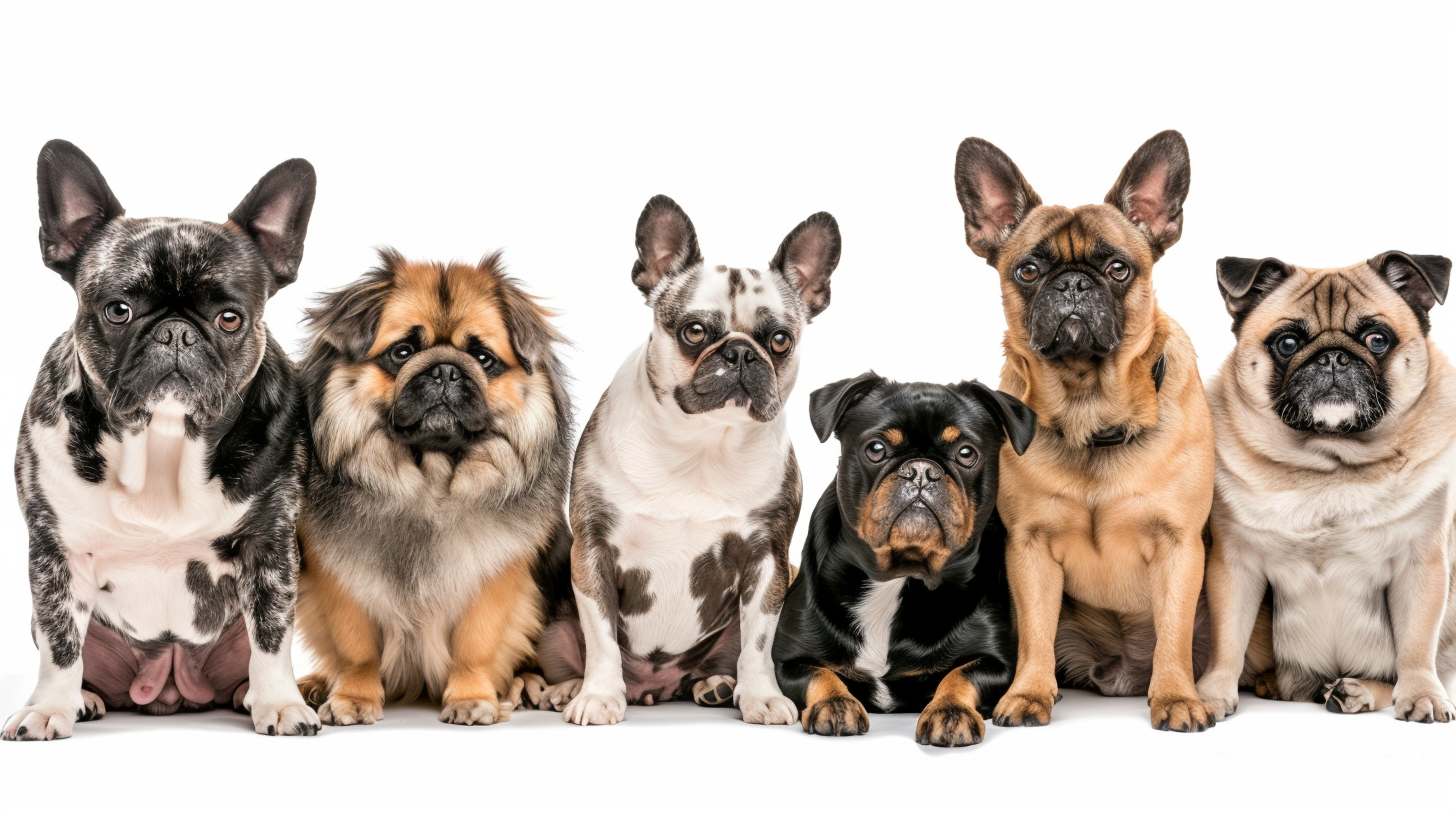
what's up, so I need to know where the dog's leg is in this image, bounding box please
[235,520,320,737]
[917,658,1009,748]
[298,564,384,726]
[1146,530,1214,732]
[993,531,1063,727]
[798,666,868,736]
[562,520,627,725]
[3,526,98,741]
[1388,536,1455,723]
[734,554,797,725]
[440,560,540,726]
[1195,526,1267,720]
[1322,678,1394,713]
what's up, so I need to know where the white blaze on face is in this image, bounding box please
[1312,402,1357,429]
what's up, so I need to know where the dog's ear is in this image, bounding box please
[304,247,397,362]
[487,252,566,378]
[631,195,702,299]
[771,212,841,320]
[1370,251,1450,332]
[1105,130,1190,257]
[954,137,1041,259]
[228,158,316,296]
[809,371,883,443]
[957,380,1038,456]
[1216,256,1293,331]
[36,140,126,283]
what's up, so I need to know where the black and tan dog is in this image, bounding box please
[294,250,572,727]
[773,373,1035,746]
[953,131,1217,731]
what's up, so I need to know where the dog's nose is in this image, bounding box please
[1316,350,1350,369]
[430,363,463,382]
[719,341,757,366]
[151,321,197,347]
[898,459,943,487]
[1052,272,1093,293]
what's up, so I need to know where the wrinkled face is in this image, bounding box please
[72,218,274,428]
[1230,262,1430,435]
[648,264,807,423]
[834,385,1001,585]
[995,205,1157,360]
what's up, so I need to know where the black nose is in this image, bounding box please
[430,363,462,382]
[1052,272,1093,293]
[1316,350,1350,369]
[719,341,758,366]
[898,459,943,487]
[151,321,197,347]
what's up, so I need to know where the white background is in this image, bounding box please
[2,1,1452,812]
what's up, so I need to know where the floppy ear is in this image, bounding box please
[958,380,1038,456]
[954,137,1041,259]
[631,195,702,298]
[228,158,316,296]
[488,251,567,378]
[304,248,398,362]
[809,371,883,443]
[771,212,841,320]
[1370,251,1450,332]
[1105,130,1191,256]
[1216,256,1293,331]
[36,139,126,283]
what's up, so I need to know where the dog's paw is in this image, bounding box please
[739,692,797,725]
[801,695,868,736]
[508,673,548,711]
[692,675,736,707]
[1150,694,1215,733]
[77,690,106,723]
[1251,670,1282,700]
[296,674,331,710]
[250,697,322,736]
[2,702,83,741]
[1195,674,1239,721]
[319,695,383,726]
[992,691,1055,727]
[562,690,625,725]
[916,702,984,747]
[539,678,583,711]
[440,699,503,726]
[1322,678,1378,714]
[1393,686,1455,724]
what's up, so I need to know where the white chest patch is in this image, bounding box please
[851,577,905,710]
[33,398,252,642]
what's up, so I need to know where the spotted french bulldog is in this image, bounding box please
[533,195,839,725]
[3,140,319,740]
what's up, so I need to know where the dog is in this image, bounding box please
[4,140,319,740]
[773,373,1035,746]
[953,131,1217,732]
[1196,252,1455,723]
[532,195,838,726]
[293,250,572,727]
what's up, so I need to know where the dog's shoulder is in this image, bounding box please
[208,329,303,503]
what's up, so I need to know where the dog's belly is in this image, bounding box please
[1057,517,1156,615]
[612,512,744,656]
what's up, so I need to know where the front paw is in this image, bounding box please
[248,693,322,736]
[916,703,984,747]
[319,695,383,726]
[440,699,503,726]
[692,675,736,707]
[562,690,625,725]
[1322,678,1377,714]
[992,691,1055,727]
[508,673,548,711]
[539,678,583,711]
[1393,685,1455,724]
[1195,674,1239,721]
[1150,694,1214,733]
[739,692,797,725]
[2,701,83,741]
[802,695,868,736]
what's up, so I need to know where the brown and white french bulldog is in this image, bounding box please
[953,131,1218,732]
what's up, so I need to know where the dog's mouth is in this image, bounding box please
[1027,271,1125,360]
[390,400,491,452]
[674,341,783,422]
[1274,351,1388,435]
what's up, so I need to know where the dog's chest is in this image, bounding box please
[849,578,905,710]
[31,399,251,642]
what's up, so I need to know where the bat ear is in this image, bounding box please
[957,380,1038,456]
[808,371,883,443]
[954,137,1040,259]
[771,212,841,320]
[1215,256,1292,332]
[37,139,125,283]
[631,195,702,298]
[228,157,316,296]
[1105,130,1191,256]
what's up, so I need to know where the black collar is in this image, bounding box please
[1086,353,1166,448]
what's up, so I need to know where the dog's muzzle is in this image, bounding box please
[674,336,783,422]
[391,350,491,450]
[1029,270,1123,359]
[110,316,227,422]
[859,457,973,586]
[1275,336,1386,435]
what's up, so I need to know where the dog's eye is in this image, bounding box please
[215,311,243,332]
[955,445,979,467]
[865,440,888,463]
[391,342,415,362]
[1014,263,1041,284]
[1362,331,1391,355]
[476,350,500,371]
[769,331,793,356]
[681,322,708,346]
[1272,333,1301,359]
[1107,261,1131,282]
[103,301,132,325]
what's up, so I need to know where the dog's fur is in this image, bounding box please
[1197,252,1456,723]
[774,373,1035,746]
[293,250,572,727]
[5,140,319,740]
[954,131,1217,731]
[534,195,838,725]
